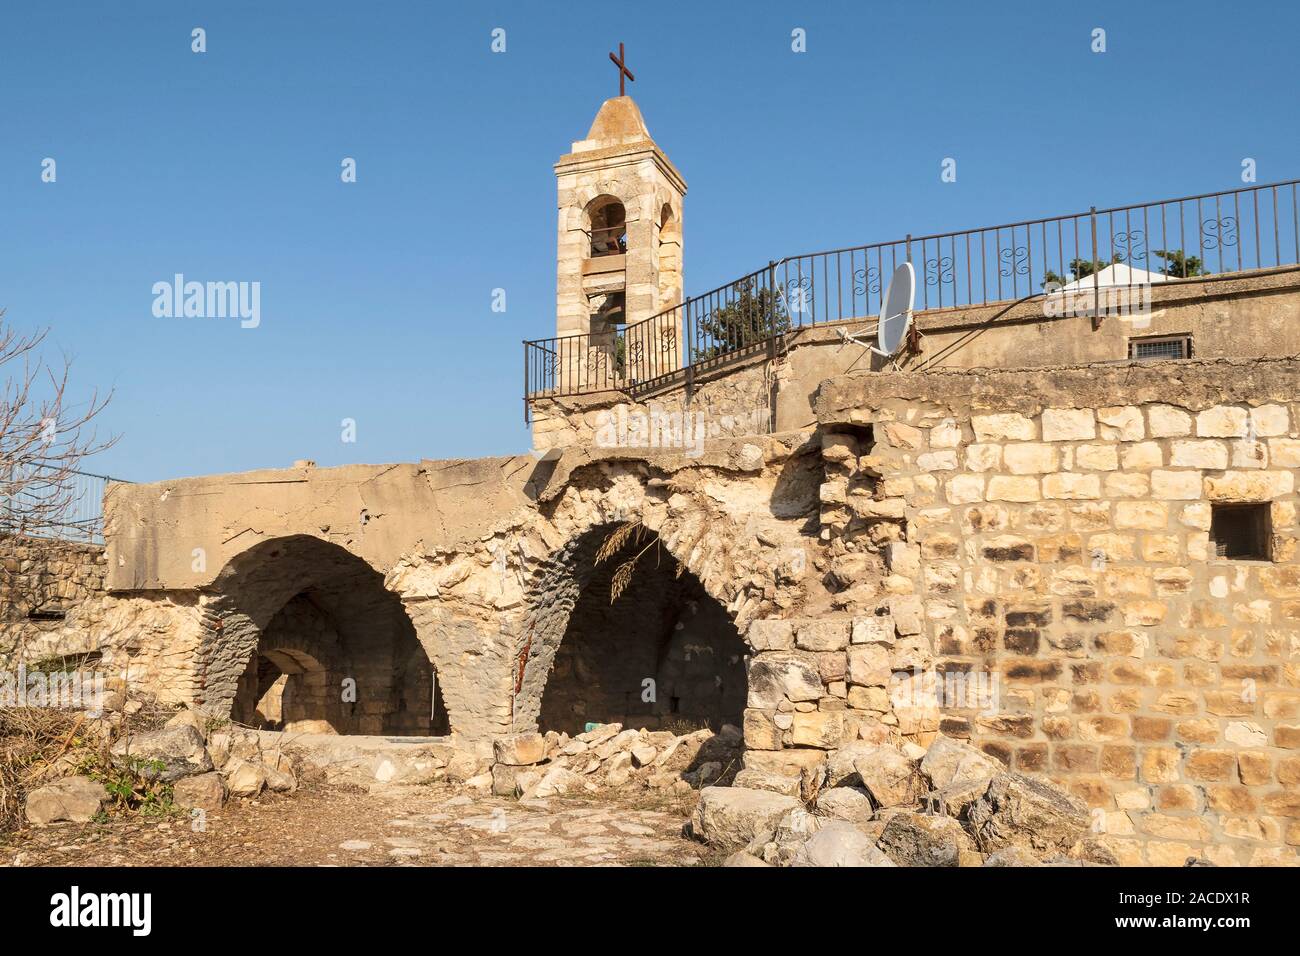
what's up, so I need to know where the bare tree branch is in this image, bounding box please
[0,307,117,541]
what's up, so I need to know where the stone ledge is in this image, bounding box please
[816,356,1300,421]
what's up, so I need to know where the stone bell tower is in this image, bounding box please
[554,93,687,387]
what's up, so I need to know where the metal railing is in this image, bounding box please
[524,178,1300,411]
[0,465,130,545]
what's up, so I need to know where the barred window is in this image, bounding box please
[1128,335,1191,361]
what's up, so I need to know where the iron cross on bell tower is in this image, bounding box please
[608,42,634,96]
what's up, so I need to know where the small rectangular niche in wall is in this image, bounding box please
[1128,334,1192,361]
[1210,503,1272,560]
[26,609,67,621]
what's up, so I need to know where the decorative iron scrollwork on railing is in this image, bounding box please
[853,266,881,297]
[999,245,1030,278]
[925,256,954,286]
[1201,216,1239,249]
[1114,229,1147,265]
[785,275,813,317]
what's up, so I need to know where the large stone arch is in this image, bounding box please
[516,519,748,736]
[384,445,824,742]
[509,458,813,732]
[198,535,443,736]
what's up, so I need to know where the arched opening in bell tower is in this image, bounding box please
[586,196,626,258]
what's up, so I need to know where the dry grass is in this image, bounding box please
[0,708,95,833]
[596,520,690,603]
[595,519,644,564]
[0,695,177,834]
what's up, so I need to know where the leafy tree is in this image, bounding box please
[1153,248,1206,278]
[696,279,790,360]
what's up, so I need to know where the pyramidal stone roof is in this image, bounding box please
[557,95,685,190]
[583,95,652,146]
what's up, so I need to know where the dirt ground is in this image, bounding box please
[0,780,717,867]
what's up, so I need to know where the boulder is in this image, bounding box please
[877,811,973,867]
[982,846,1042,867]
[263,765,297,793]
[732,769,801,797]
[742,748,827,779]
[110,725,213,782]
[753,806,824,866]
[814,786,875,824]
[223,759,266,797]
[492,733,546,766]
[491,762,523,796]
[825,740,899,787]
[1076,836,1120,866]
[790,821,896,867]
[851,745,919,808]
[522,766,578,800]
[920,737,1000,785]
[603,752,634,787]
[594,729,640,760]
[723,850,773,867]
[172,772,225,811]
[966,772,1089,853]
[690,786,801,849]
[920,736,1003,816]
[206,732,232,769]
[576,723,622,746]
[681,760,721,789]
[514,769,542,796]
[25,776,107,825]
[772,805,823,845]
[164,708,208,740]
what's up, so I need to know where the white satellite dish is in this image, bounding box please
[871,262,915,358]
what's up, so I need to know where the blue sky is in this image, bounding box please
[3,0,1297,482]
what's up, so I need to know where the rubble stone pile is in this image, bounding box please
[488,722,744,800]
[689,735,1114,867]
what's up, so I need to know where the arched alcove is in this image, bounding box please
[586,195,627,258]
[520,521,748,736]
[204,535,448,736]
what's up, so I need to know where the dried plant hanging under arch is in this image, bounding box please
[594,520,683,603]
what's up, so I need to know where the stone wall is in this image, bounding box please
[910,267,1300,372]
[0,535,108,662]
[815,358,1300,866]
[530,268,1300,456]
